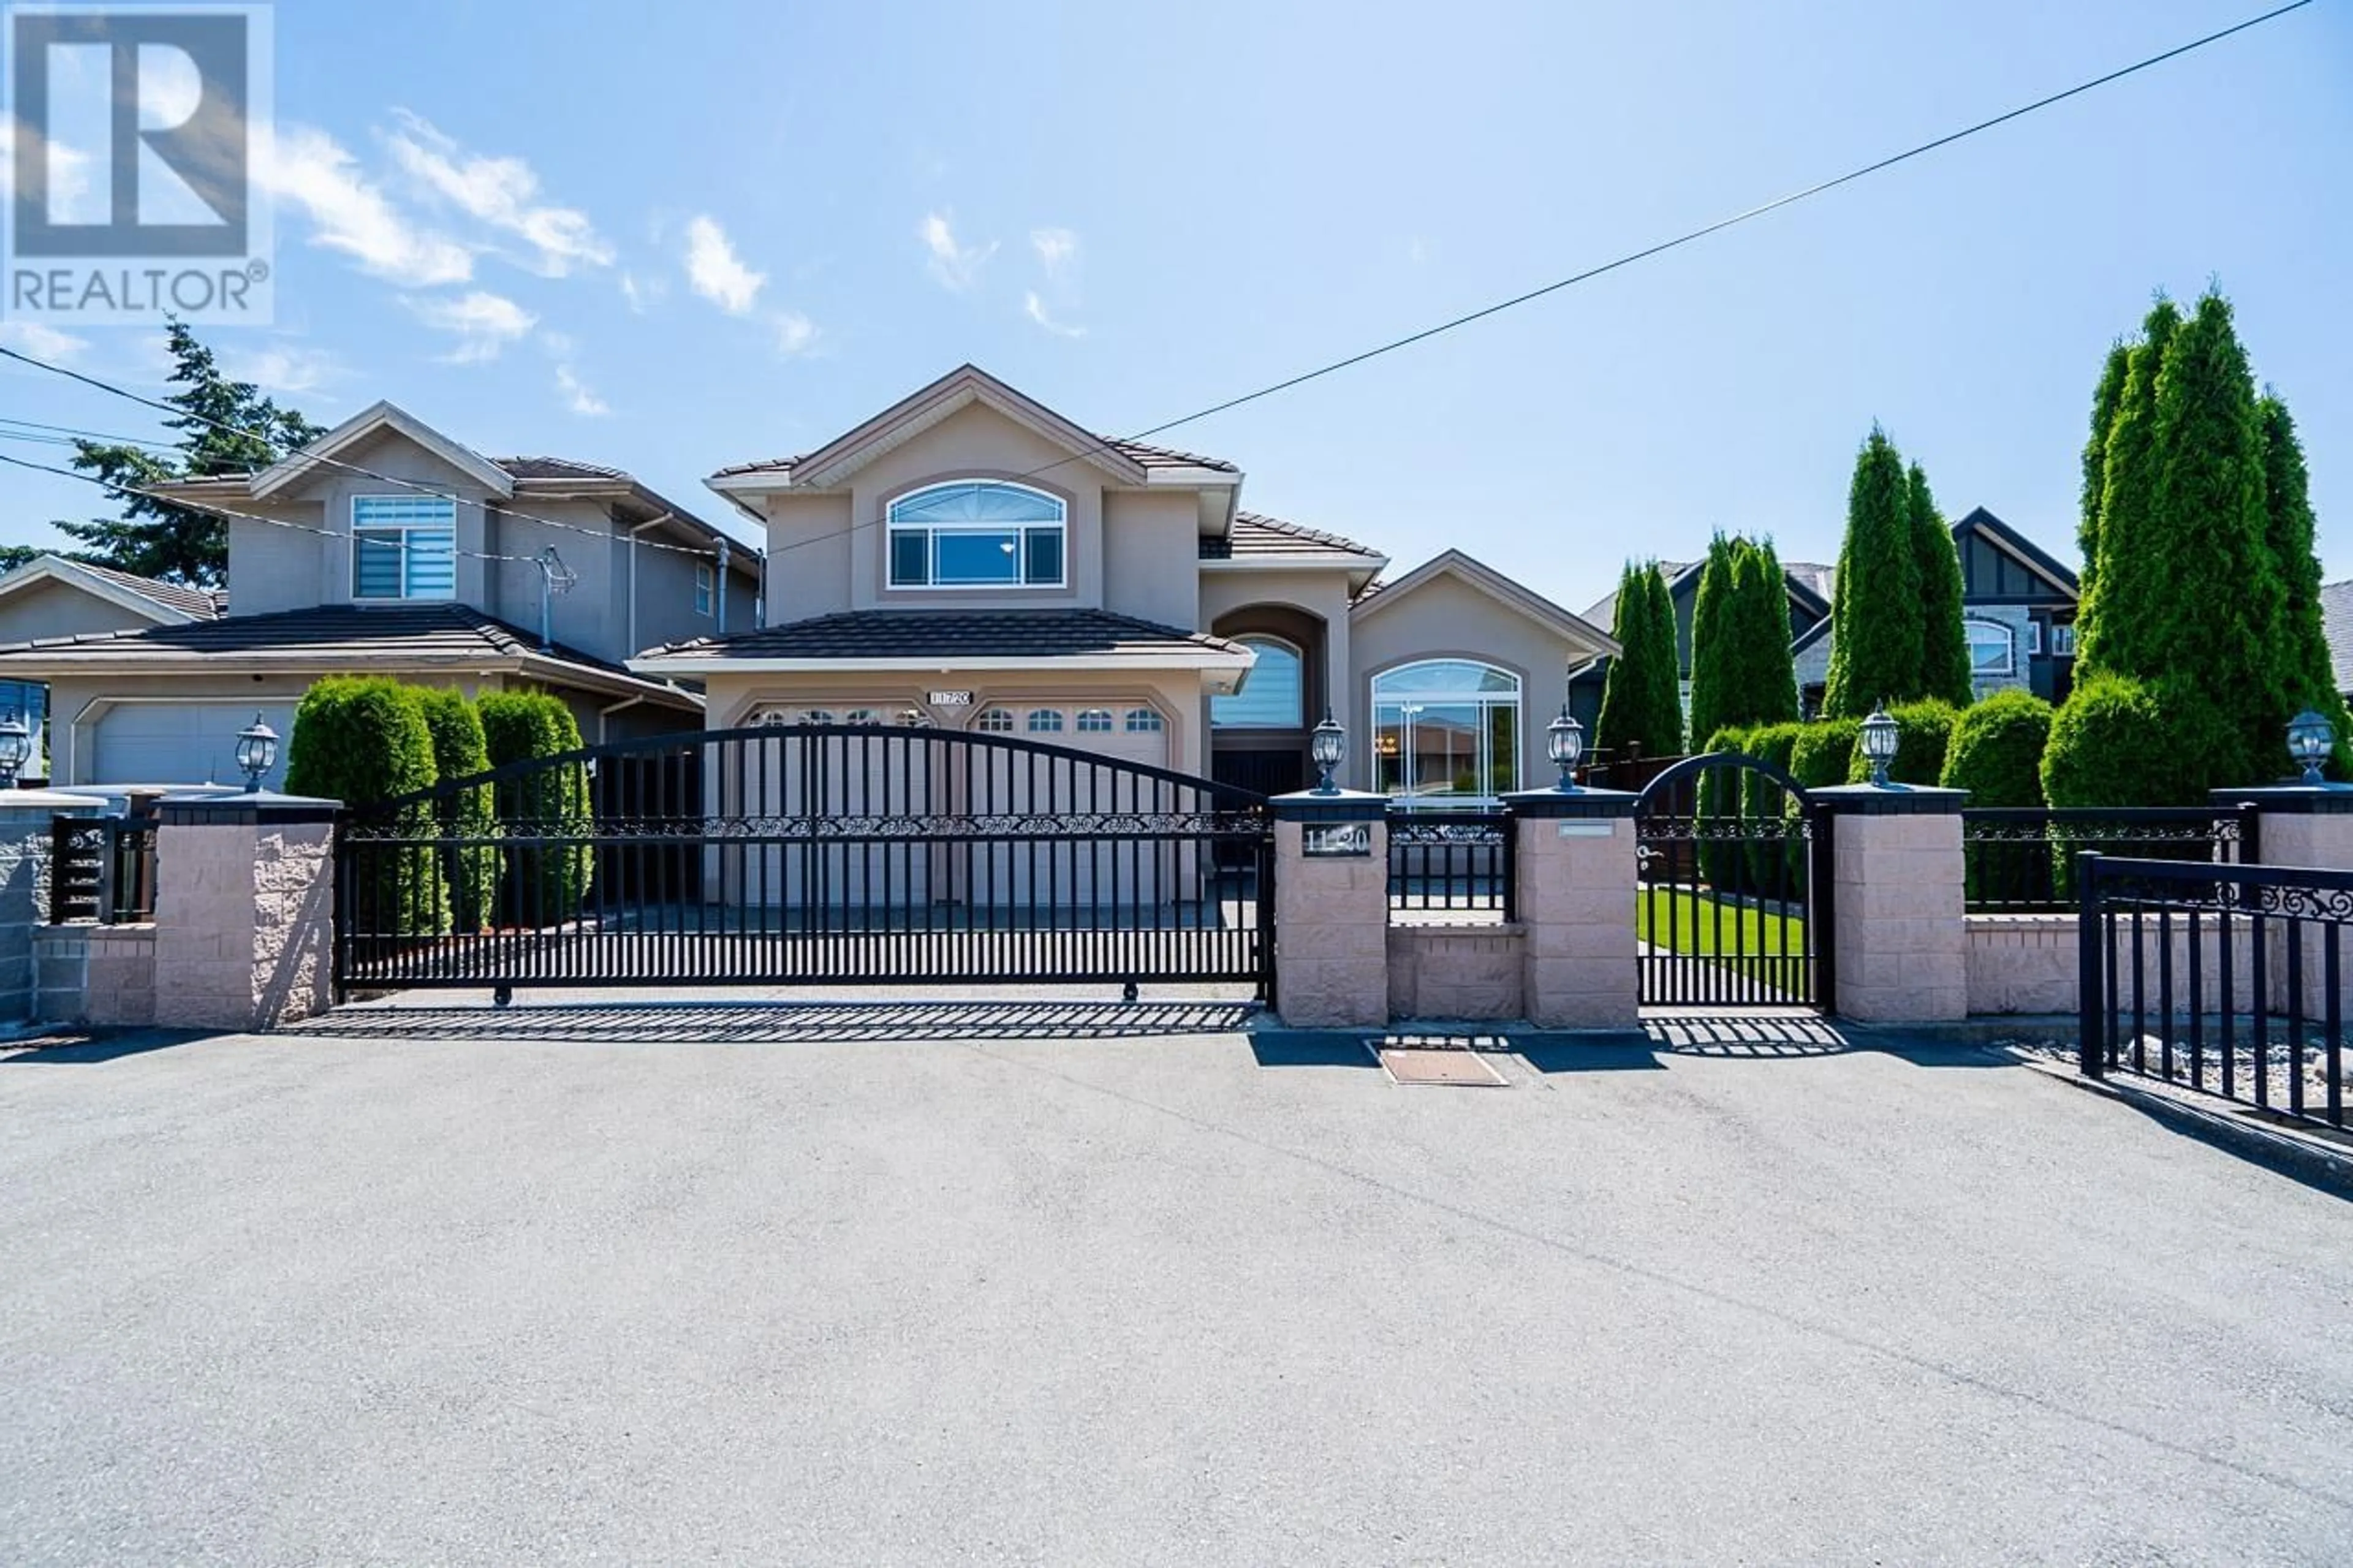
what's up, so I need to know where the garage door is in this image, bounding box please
[92,702,297,787]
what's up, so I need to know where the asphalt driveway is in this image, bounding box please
[2,1007,2349,1564]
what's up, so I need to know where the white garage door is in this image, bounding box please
[92,702,297,787]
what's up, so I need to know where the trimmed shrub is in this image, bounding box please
[1696,723,1749,887]
[1909,464,1974,708]
[284,676,449,936]
[477,691,594,925]
[1790,719,1860,790]
[1743,721,1808,892]
[1942,689,2054,905]
[1845,699,1957,787]
[2040,673,2205,809]
[1594,559,1684,760]
[412,686,501,933]
[1822,426,1922,718]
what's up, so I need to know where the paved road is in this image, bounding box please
[2,1008,2350,1564]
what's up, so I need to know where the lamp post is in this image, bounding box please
[0,712,28,788]
[1547,706,1585,792]
[234,713,279,793]
[1309,708,1346,795]
[1859,702,1900,787]
[2289,708,2336,787]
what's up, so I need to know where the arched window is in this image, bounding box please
[844,708,881,725]
[750,708,795,728]
[887,480,1066,588]
[1075,708,1113,733]
[1125,708,1164,733]
[1371,659,1522,804]
[1964,619,2015,677]
[897,709,933,727]
[975,708,1015,733]
[1026,709,1064,733]
[1213,635,1305,729]
[799,710,835,725]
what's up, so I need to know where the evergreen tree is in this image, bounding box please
[2077,340,2131,605]
[1909,462,1973,706]
[2259,393,2347,765]
[1821,426,1920,718]
[1737,536,1801,727]
[1594,560,1683,757]
[47,320,324,586]
[2075,298,2181,676]
[1685,534,1740,750]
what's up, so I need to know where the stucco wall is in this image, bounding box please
[228,428,502,615]
[1200,567,1357,780]
[762,492,857,624]
[485,498,621,661]
[1349,574,1582,797]
[1101,491,1199,629]
[0,579,169,643]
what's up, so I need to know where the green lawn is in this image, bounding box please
[1638,886,1807,969]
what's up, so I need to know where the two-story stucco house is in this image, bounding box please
[0,401,757,786]
[632,365,1618,801]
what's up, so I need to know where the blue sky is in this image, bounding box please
[1,0,2347,610]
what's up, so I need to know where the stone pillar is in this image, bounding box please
[1268,790,1389,1028]
[153,791,341,1033]
[1814,784,1969,1024]
[1506,787,1640,1029]
[0,787,108,1026]
[2213,784,2353,1021]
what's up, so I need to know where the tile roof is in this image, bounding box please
[491,456,631,482]
[0,601,639,680]
[647,608,1246,662]
[74,561,225,620]
[2322,580,2353,696]
[712,436,1237,483]
[1202,511,1383,562]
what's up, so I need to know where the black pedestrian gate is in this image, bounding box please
[1635,752,1833,1010]
[333,724,1275,1001]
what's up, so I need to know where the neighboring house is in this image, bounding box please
[0,556,230,780]
[1568,555,1833,741]
[1792,507,2080,710]
[2319,580,2353,703]
[0,401,756,787]
[632,365,1618,802]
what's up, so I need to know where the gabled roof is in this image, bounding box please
[632,608,1250,675]
[1200,511,1386,564]
[0,555,224,625]
[1950,506,2080,597]
[0,602,697,706]
[1351,549,1621,659]
[708,365,1240,494]
[251,400,515,499]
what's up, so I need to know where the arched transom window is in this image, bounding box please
[1213,635,1305,729]
[887,480,1066,588]
[1964,619,2015,677]
[1371,659,1522,805]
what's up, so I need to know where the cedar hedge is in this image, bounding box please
[411,686,502,934]
[284,676,449,936]
[1789,719,1859,791]
[1941,689,2053,905]
[477,691,594,925]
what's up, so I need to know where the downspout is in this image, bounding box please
[628,514,674,656]
[715,537,730,637]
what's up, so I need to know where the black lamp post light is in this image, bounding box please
[2289,708,2336,787]
[1309,709,1346,795]
[0,712,29,787]
[1859,702,1900,787]
[1547,706,1585,792]
[235,713,279,793]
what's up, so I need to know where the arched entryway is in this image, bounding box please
[1208,604,1327,798]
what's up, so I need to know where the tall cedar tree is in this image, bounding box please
[2077,340,2131,604]
[1594,560,1683,757]
[51,320,324,586]
[1684,535,1740,750]
[1908,463,1974,706]
[1735,537,1801,727]
[1821,426,1921,718]
[2075,298,2181,676]
[2136,290,2285,790]
[2258,394,2350,767]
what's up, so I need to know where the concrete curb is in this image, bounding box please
[2013,1053,2353,1198]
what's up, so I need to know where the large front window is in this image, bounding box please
[887,480,1066,588]
[1372,659,1521,805]
[352,496,457,601]
[1213,636,1305,729]
[1965,619,2015,677]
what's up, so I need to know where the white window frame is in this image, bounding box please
[1075,708,1113,733]
[2052,622,2077,656]
[2024,619,2042,656]
[1964,618,2016,677]
[1370,658,1524,808]
[885,480,1068,591]
[975,708,1015,733]
[1212,634,1306,730]
[350,495,458,603]
[1026,709,1065,733]
[694,564,714,616]
[1124,708,1164,733]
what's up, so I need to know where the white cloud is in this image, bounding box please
[0,118,96,216]
[920,211,996,292]
[385,112,613,277]
[555,365,609,417]
[683,215,763,314]
[0,320,91,364]
[620,270,667,314]
[1023,292,1083,339]
[773,311,818,357]
[404,290,536,363]
[257,124,472,287]
[218,343,339,396]
[1030,227,1078,279]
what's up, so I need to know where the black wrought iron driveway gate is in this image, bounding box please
[333,725,1275,1002]
[1635,752,1833,1010]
